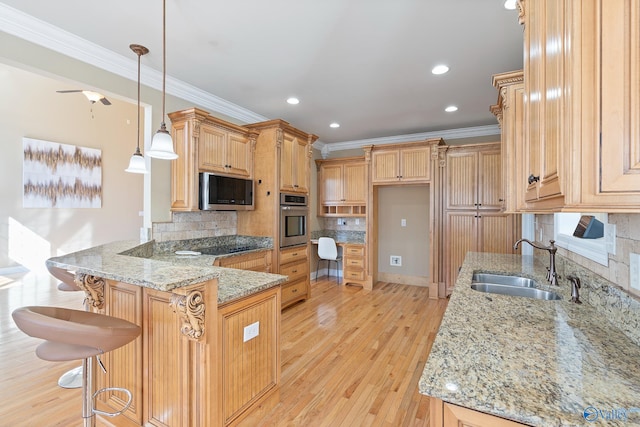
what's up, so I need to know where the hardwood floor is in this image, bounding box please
[0,272,447,427]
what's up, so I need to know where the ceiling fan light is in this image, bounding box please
[125,150,148,174]
[82,90,103,103]
[147,124,178,159]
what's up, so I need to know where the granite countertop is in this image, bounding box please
[310,230,365,244]
[46,240,286,305]
[419,252,640,426]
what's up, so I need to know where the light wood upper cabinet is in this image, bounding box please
[367,139,443,185]
[280,133,310,194]
[316,157,367,217]
[518,0,640,211]
[491,70,524,213]
[168,108,257,211]
[446,144,502,211]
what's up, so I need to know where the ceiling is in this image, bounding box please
[0,0,523,149]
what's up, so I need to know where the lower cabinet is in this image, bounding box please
[279,244,310,309]
[213,249,273,273]
[342,244,367,286]
[431,398,528,427]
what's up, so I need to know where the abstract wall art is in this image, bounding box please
[23,137,102,208]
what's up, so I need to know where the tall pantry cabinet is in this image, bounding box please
[237,120,318,309]
[440,143,520,292]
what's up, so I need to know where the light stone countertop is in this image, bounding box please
[419,252,640,426]
[46,240,287,305]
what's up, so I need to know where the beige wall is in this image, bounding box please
[377,186,430,278]
[0,62,143,271]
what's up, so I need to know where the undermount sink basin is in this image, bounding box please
[472,273,536,288]
[471,283,561,300]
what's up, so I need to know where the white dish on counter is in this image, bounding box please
[175,250,201,256]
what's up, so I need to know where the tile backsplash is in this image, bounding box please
[152,211,237,242]
[320,217,366,232]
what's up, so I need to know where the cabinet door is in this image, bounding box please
[446,151,478,210]
[443,402,526,427]
[342,162,367,204]
[198,124,228,173]
[444,211,478,289]
[320,163,343,204]
[280,133,295,192]
[399,146,430,181]
[280,134,308,193]
[478,213,518,254]
[594,0,640,201]
[293,137,309,193]
[478,149,503,210]
[226,132,252,178]
[371,150,400,183]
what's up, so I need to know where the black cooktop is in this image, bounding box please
[198,245,260,256]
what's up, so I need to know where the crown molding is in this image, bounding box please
[313,124,500,152]
[0,3,268,124]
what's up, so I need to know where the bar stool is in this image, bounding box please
[48,265,84,388]
[12,306,140,427]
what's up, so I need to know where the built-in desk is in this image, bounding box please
[311,237,369,289]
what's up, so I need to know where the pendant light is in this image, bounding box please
[147,0,178,159]
[126,44,150,174]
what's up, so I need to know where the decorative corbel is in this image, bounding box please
[74,273,105,310]
[170,290,205,340]
[517,0,525,26]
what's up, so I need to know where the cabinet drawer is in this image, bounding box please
[344,269,365,281]
[344,258,364,269]
[282,278,307,304]
[279,245,308,265]
[279,260,307,282]
[345,246,364,257]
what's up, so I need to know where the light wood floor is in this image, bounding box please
[0,272,447,427]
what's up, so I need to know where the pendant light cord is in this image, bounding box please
[161,0,167,125]
[136,49,142,153]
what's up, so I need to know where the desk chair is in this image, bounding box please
[316,237,342,283]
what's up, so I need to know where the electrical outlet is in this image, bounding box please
[390,255,402,266]
[243,321,260,342]
[401,219,407,227]
[631,253,640,291]
[355,218,359,225]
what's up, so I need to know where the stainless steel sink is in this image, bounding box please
[471,283,561,300]
[472,273,536,288]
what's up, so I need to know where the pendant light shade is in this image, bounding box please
[147,0,178,160]
[126,44,149,174]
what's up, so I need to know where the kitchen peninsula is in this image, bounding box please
[46,239,287,427]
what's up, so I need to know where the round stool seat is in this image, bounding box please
[48,265,82,292]
[57,281,82,292]
[12,306,140,362]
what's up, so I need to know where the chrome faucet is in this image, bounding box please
[566,275,582,304]
[513,239,558,286]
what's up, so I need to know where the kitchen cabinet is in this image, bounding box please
[369,142,435,184]
[218,287,280,426]
[342,244,367,286]
[213,249,272,273]
[280,131,311,194]
[168,108,258,211]
[442,143,520,291]
[279,244,310,309]
[315,157,367,217]
[491,70,524,213]
[198,125,252,178]
[519,0,640,211]
[430,398,527,427]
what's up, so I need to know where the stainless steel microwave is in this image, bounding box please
[199,173,254,211]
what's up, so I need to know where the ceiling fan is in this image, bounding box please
[56,90,112,105]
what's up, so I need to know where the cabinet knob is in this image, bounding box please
[498,198,504,202]
[292,270,297,273]
[528,174,540,184]
[292,289,297,293]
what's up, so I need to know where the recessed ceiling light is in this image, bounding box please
[329,122,340,128]
[431,65,449,75]
[286,97,300,105]
[445,105,458,112]
[503,0,517,10]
